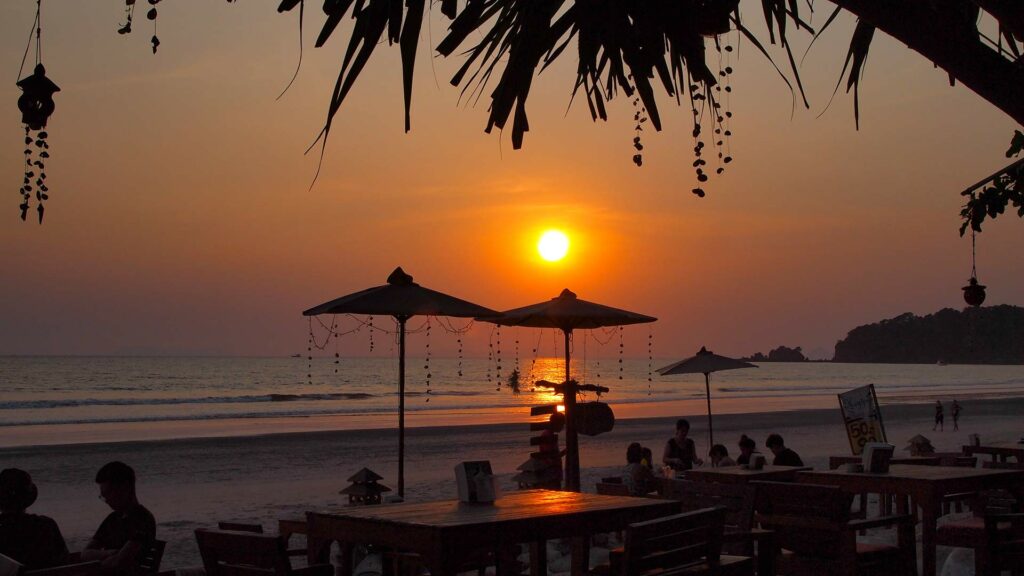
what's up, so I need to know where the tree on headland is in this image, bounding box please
[744,345,808,362]
[833,305,1024,364]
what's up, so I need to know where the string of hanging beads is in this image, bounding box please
[424,318,432,402]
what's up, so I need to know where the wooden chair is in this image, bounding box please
[983,513,1024,576]
[136,540,166,576]
[619,507,754,575]
[752,481,916,576]
[939,455,980,514]
[935,461,1024,576]
[218,522,263,533]
[0,554,100,576]
[669,480,776,575]
[596,482,632,496]
[195,529,332,576]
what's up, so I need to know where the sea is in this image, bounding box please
[3,355,1024,446]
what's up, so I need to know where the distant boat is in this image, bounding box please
[291,354,302,358]
[936,360,948,366]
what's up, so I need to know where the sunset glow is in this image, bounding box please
[538,230,570,262]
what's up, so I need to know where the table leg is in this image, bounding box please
[336,543,355,576]
[918,495,938,576]
[529,541,547,576]
[569,537,590,576]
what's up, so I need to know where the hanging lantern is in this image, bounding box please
[962,277,986,307]
[962,226,986,307]
[16,2,59,224]
[17,64,59,131]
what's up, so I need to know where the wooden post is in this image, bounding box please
[398,315,407,498]
[563,329,580,491]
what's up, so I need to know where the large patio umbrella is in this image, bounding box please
[478,288,656,491]
[657,346,756,450]
[303,267,499,498]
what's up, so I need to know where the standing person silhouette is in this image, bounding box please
[952,400,961,431]
[933,400,944,431]
[663,419,703,472]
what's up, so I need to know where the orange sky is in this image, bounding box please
[1,3,1021,359]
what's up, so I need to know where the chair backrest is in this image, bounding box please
[753,481,853,558]
[622,507,726,576]
[195,529,291,576]
[982,460,1024,470]
[23,563,101,576]
[596,482,631,496]
[986,513,1024,574]
[670,480,757,533]
[0,554,23,576]
[136,540,165,576]
[939,455,977,467]
[218,523,264,534]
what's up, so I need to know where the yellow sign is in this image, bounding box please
[838,384,886,455]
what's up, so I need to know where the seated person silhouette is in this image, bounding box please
[82,462,156,575]
[623,442,657,496]
[765,434,804,467]
[0,468,69,569]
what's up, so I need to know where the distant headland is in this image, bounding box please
[746,305,1024,364]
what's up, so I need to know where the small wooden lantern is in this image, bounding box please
[905,434,935,457]
[17,64,60,131]
[339,468,391,505]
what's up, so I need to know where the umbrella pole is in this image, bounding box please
[705,372,714,452]
[398,315,407,499]
[563,329,579,492]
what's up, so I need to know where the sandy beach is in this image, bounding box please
[4,396,1022,570]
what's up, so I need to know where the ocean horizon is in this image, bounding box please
[3,356,1024,447]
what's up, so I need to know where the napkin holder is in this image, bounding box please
[456,461,496,503]
[862,442,895,474]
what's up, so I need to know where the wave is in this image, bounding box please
[0,392,377,410]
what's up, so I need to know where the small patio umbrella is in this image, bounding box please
[478,288,656,491]
[303,267,499,498]
[657,346,756,450]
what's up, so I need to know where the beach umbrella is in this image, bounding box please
[303,267,499,498]
[657,346,756,450]
[478,288,657,491]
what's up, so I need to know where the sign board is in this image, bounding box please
[838,384,886,455]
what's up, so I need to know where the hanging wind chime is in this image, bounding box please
[16,0,59,224]
[962,227,986,307]
[119,0,162,54]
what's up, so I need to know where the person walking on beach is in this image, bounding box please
[0,468,68,569]
[933,400,944,431]
[766,434,804,467]
[952,400,961,431]
[736,435,757,466]
[663,419,702,471]
[82,462,156,575]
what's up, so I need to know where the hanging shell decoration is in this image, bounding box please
[16,63,59,223]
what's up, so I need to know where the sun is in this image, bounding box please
[538,230,570,262]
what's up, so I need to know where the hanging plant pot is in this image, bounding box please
[575,402,615,436]
[962,277,986,307]
[692,0,739,37]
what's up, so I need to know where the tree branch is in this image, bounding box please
[828,0,1024,127]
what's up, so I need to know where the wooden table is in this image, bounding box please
[963,442,1024,463]
[798,464,1024,576]
[828,455,941,469]
[305,489,681,576]
[682,465,811,484]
